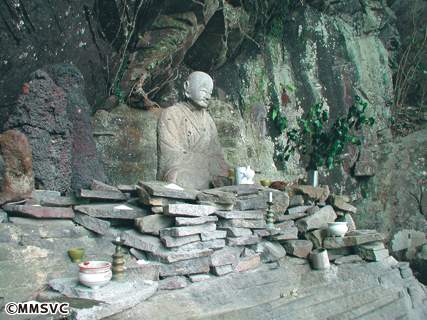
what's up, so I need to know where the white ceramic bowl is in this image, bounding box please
[78,261,112,289]
[327,222,348,237]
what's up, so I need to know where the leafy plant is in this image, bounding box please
[275,95,375,172]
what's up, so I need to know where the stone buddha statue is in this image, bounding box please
[157,71,228,190]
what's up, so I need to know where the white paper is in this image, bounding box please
[113,205,133,210]
[136,259,149,265]
[164,183,184,191]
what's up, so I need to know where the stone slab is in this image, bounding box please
[235,254,261,272]
[160,222,216,237]
[286,185,324,201]
[74,203,149,219]
[161,234,201,248]
[151,206,164,214]
[130,248,147,260]
[137,187,184,206]
[91,180,121,193]
[171,239,226,252]
[287,206,311,215]
[2,204,75,219]
[295,205,337,233]
[49,277,157,320]
[146,247,213,264]
[288,195,304,207]
[323,231,388,249]
[164,203,218,217]
[125,260,161,281]
[217,219,266,229]
[117,185,138,192]
[357,242,389,261]
[253,229,270,237]
[73,211,110,235]
[159,256,210,277]
[0,209,7,223]
[354,161,377,176]
[235,197,268,211]
[139,181,200,200]
[121,229,166,253]
[277,211,306,221]
[327,195,357,214]
[200,230,227,241]
[188,274,211,282]
[175,215,218,226]
[250,240,287,263]
[215,210,264,220]
[217,185,261,196]
[211,264,234,276]
[306,205,320,215]
[218,227,252,237]
[334,254,363,265]
[135,214,175,235]
[33,190,62,202]
[304,228,328,249]
[158,276,188,290]
[209,247,241,267]
[40,196,90,207]
[227,235,261,246]
[198,189,237,204]
[76,189,129,201]
[281,240,313,259]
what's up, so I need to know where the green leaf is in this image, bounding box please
[272,108,278,120]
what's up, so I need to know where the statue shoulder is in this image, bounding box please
[158,103,187,124]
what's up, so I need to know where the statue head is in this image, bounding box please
[183,71,213,109]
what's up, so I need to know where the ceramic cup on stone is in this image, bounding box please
[260,180,271,187]
[78,261,112,290]
[68,248,85,263]
[327,222,348,237]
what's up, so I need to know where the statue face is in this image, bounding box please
[184,72,213,109]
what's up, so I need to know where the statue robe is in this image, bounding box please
[157,102,228,190]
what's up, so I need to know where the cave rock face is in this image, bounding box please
[0,130,34,204]
[5,63,107,192]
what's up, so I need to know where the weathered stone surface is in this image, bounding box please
[130,248,147,261]
[135,214,175,235]
[73,211,110,235]
[137,187,184,206]
[146,247,213,264]
[209,247,241,267]
[158,276,188,290]
[91,180,121,193]
[171,239,226,252]
[287,206,311,215]
[227,235,261,246]
[0,209,7,223]
[76,189,129,201]
[250,240,287,263]
[391,229,427,260]
[235,196,268,211]
[2,204,75,219]
[117,185,138,192]
[357,242,389,261]
[281,240,313,259]
[151,206,164,214]
[289,195,304,207]
[271,226,299,241]
[74,203,149,219]
[323,231,388,249]
[217,219,266,229]
[304,228,328,249]
[318,186,330,203]
[139,181,200,200]
[49,277,157,320]
[219,227,253,237]
[159,256,210,277]
[306,205,320,215]
[198,189,237,204]
[354,161,378,176]
[126,260,161,281]
[235,254,261,272]
[161,234,201,248]
[334,255,363,265]
[215,210,264,220]
[198,201,234,211]
[277,211,307,221]
[160,222,216,237]
[211,264,234,276]
[295,205,337,233]
[200,230,227,241]
[0,130,34,204]
[327,195,357,214]
[253,229,270,237]
[121,230,165,253]
[188,274,211,283]
[164,203,217,217]
[217,185,261,196]
[287,185,324,201]
[175,215,218,226]
[40,196,89,207]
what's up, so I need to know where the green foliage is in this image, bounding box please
[274,96,375,172]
